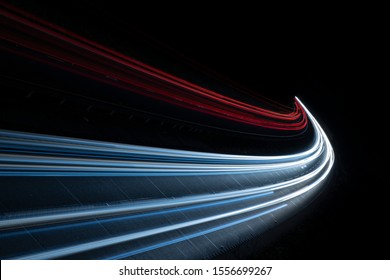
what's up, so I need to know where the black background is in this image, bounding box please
[3,1,387,259]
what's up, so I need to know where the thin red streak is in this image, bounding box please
[0,3,296,117]
[0,3,308,131]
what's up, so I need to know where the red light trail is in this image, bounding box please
[0,2,307,130]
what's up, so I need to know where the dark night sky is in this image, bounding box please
[5,1,387,259]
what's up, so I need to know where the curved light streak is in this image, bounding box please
[0,2,307,131]
[0,98,334,259]
[0,98,320,177]
[0,1,334,260]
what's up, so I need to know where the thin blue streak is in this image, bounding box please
[106,204,287,259]
[0,191,273,239]
[0,170,273,176]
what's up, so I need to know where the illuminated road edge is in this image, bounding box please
[0,98,334,259]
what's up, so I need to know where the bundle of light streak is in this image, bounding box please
[0,2,334,259]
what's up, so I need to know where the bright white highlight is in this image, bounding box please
[0,98,334,259]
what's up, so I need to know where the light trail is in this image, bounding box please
[0,99,320,177]
[0,99,334,259]
[0,2,307,131]
[0,191,275,239]
[14,144,333,260]
[19,204,289,260]
[104,204,288,260]
[0,3,334,260]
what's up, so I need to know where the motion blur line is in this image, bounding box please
[16,156,332,260]
[0,101,320,177]
[0,100,330,231]
[0,4,334,260]
[0,191,274,238]
[0,3,307,130]
[2,100,334,259]
[105,204,288,259]
[0,143,326,230]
